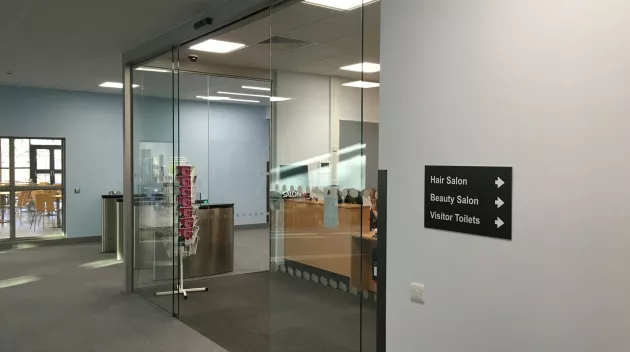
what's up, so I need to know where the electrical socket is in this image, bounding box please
[410,282,425,305]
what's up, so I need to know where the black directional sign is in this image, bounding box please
[424,166,512,240]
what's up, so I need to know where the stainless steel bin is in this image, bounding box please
[101,194,123,253]
[116,198,124,260]
[184,203,234,278]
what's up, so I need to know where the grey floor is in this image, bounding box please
[137,225,376,352]
[0,210,63,239]
[233,226,270,274]
[0,242,227,352]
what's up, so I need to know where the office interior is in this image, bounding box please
[126,1,381,351]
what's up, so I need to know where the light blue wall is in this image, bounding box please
[134,97,269,226]
[0,85,123,237]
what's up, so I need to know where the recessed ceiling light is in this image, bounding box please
[99,82,139,89]
[302,0,379,11]
[196,95,230,101]
[342,80,380,88]
[218,91,269,98]
[226,98,260,103]
[242,85,271,91]
[340,62,380,73]
[190,39,247,54]
[135,67,170,73]
[270,97,292,102]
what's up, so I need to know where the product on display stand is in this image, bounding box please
[156,160,207,299]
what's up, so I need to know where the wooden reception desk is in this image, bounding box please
[282,199,374,290]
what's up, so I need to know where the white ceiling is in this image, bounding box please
[0,0,380,98]
[0,0,225,93]
[140,1,381,103]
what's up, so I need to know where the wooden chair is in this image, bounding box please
[15,191,31,225]
[31,193,55,230]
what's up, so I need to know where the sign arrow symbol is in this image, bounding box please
[495,197,504,208]
[495,217,504,228]
[495,177,505,188]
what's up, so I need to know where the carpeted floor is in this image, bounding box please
[0,242,227,352]
[140,271,376,352]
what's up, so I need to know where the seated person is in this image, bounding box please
[369,189,378,231]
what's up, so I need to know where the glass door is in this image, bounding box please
[267,1,379,351]
[130,47,180,318]
[30,145,62,185]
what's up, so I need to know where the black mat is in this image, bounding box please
[139,271,376,352]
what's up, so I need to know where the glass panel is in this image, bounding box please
[14,139,30,168]
[0,190,12,240]
[0,169,8,183]
[36,149,51,170]
[54,149,62,169]
[17,188,63,238]
[15,169,31,184]
[131,48,178,317]
[267,2,370,351]
[30,139,62,145]
[36,173,50,184]
[54,173,62,185]
[1,138,9,168]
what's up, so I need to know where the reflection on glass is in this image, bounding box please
[30,139,62,145]
[0,191,13,239]
[1,138,8,167]
[54,149,62,169]
[37,173,50,184]
[0,169,8,183]
[15,169,30,184]
[36,150,50,170]
[14,139,30,168]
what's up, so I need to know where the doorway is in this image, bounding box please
[0,137,66,240]
[124,0,382,351]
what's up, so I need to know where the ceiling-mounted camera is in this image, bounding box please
[188,54,199,63]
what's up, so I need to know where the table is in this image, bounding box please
[53,195,63,228]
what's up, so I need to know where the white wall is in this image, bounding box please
[275,71,331,167]
[381,1,630,351]
[273,71,380,191]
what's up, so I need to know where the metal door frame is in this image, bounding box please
[0,137,66,240]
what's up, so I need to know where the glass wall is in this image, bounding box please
[268,1,379,351]
[0,137,65,240]
[131,49,180,316]
[126,0,381,350]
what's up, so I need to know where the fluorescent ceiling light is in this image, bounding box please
[218,91,269,98]
[190,39,247,54]
[242,85,271,91]
[99,82,139,89]
[270,97,292,102]
[302,0,379,11]
[196,95,230,101]
[218,91,291,102]
[340,62,380,73]
[226,98,260,103]
[342,80,380,88]
[135,67,170,73]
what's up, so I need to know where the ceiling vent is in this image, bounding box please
[258,36,314,50]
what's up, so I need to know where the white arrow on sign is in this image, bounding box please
[495,197,504,208]
[495,217,504,228]
[495,177,505,188]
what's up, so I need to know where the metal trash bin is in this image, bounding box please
[116,198,124,260]
[101,194,123,253]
